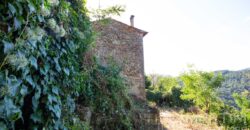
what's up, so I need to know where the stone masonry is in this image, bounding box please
[92,17,147,100]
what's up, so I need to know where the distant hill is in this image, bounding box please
[216,69,250,107]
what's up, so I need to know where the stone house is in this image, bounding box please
[92,16,148,100]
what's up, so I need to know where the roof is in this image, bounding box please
[92,18,148,37]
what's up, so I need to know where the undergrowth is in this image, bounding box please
[77,55,133,130]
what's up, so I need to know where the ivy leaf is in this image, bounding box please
[52,87,59,95]
[16,2,23,15]
[53,104,61,118]
[63,68,70,76]
[39,44,47,56]
[3,40,14,54]
[37,15,45,22]
[32,97,39,111]
[28,39,37,48]
[7,25,12,33]
[28,2,36,13]
[14,17,21,30]
[68,41,76,52]
[21,67,30,78]
[44,63,50,73]
[48,94,58,104]
[31,110,42,123]
[41,63,50,75]
[7,76,22,97]
[32,87,41,110]
[66,96,75,113]
[61,48,67,54]
[56,64,61,72]
[30,56,38,69]
[25,75,35,88]
[8,3,16,15]
[53,57,61,72]
[8,109,22,121]
[48,94,53,103]
[20,85,28,96]
[4,97,21,121]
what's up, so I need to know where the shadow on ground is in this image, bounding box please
[132,97,168,130]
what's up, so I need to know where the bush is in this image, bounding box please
[217,105,250,129]
[217,91,250,129]
[77,58,133,130]
[146,86,193,109]
[146,75,193,109]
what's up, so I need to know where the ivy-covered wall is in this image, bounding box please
[0,0,92,129]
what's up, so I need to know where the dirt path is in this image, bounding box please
[159,109,222,130]
[160,110,193,130]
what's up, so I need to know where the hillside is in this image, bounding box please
[217,68,250,107]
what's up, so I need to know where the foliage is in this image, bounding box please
[146,75,177,104]
[203,69,250,129]
[64,115,91,130]
[217,69,250,107]
[180,69,224,113]
[233,91,250,117]
[146,69,250,129]
[158,76,179,93]
[217,104,250,129]
[145,76,151,89]
[77,58,133,130]
[146,75,193,109]
[147,75,178,94]
[168,87,193,108]
[0,0,92,129]
[90,5,125,20]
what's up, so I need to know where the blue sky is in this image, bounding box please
[87,0,250,76]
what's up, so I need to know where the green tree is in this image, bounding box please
[146,75,193,108]
[217,91,250,129]
[233,91,250,120]
[158,76,178,94]
[180,69,224,113]
[146,75,178,105]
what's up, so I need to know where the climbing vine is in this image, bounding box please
[0,0,92,129]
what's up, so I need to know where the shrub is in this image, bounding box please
[217,105,250,129]
[77,58,133,130]
[146,75,193,109]
[146,86,193,109]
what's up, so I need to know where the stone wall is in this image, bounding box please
[93,19,147,100]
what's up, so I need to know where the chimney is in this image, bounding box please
[130,15,135,27]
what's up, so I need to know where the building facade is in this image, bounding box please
[93,17,147,99]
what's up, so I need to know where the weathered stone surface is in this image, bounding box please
[76,105,92,123]
[131,96,164,130]
[92,19,147,100]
